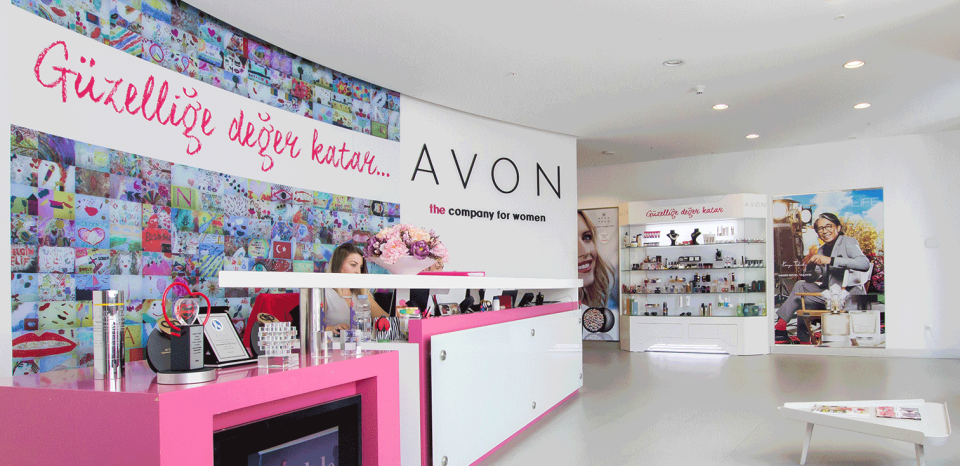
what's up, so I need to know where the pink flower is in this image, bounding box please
[365,224,449,264]
[379,236,409,263]
[430,242,449,262]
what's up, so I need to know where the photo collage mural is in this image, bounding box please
[10,0,401,140]
[10,125,401,375]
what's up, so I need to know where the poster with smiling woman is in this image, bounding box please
[772,188,884,347]
[578,208,620,341]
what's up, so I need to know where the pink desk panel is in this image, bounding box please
[0,351,401,466]
[407,301,580,466]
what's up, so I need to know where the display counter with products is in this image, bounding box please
[0,351,401,466]
[219,271,583,466]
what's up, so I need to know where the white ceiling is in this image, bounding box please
[189,0,960,168]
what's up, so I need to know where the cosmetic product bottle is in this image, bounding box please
[708,303,713,316]
[663,302,668,316]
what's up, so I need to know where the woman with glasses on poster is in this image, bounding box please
[774,213,871,343]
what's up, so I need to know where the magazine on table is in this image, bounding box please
[876,406,922,420]
[811,405,870,416]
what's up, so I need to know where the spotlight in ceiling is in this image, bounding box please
[844,60,865,69]
[663,59,684,67]
[853,103,871,109]
[746,134,760,139]
[713,104,729,110]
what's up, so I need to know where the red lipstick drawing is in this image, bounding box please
[12,332,78,358]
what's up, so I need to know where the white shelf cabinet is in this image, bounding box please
[618,194,771,355]
[621,315,769,355]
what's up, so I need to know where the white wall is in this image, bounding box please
[0,5,577,375]
[1,5,13,376]
[399,97,577,280]
[578,131,960,355]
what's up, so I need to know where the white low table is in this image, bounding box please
[779,399,951,466]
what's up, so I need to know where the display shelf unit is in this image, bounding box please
[219,271,582,466]
[618,194,770,355]
[623,242,765,249]
[624,291,766,295]
[623,266,765,272]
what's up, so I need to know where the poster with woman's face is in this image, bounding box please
[578,208,620,341]
[772,188,884,348]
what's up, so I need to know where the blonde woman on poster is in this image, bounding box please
[578,211,616,308]
[578,210,619,339]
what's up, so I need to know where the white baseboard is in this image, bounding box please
[771,345,960,359]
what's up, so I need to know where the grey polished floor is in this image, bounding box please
[480,342,960,465]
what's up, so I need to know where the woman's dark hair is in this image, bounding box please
[330,242,367,295]
[814,212,844,235]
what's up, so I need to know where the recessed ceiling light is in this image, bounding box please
[713,104,729,110]
[601,150,616,155]
[663,59,684,67]
[746,134,760,139]
[844,60,865,69]
[853,103,871,109]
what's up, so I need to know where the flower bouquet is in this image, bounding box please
[364,224,449,275]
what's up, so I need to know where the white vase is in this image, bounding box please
[368,255,434,275]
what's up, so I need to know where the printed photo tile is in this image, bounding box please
[74,142,111,173]
[38,218,76,248]
[38,246,75,273]
[75,220,110,249]
[11,243,40,274]
[12,302,39,333]
[141,180,171,206]
[11,214,39,245]
[109,175,143,202]
[11,155,38,187]
[11,125,40,157]
[75,195,111,223]
[75,168,112,198]
[37,190,75,220]
[37,301,82,330]
[39,133,76,166]
[75,248,111,275]
[109,149,141,177]
[141,156,173,184]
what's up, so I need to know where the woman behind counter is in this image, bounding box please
[323,243,388,334]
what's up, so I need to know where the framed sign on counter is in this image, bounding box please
[203,312,257,368]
